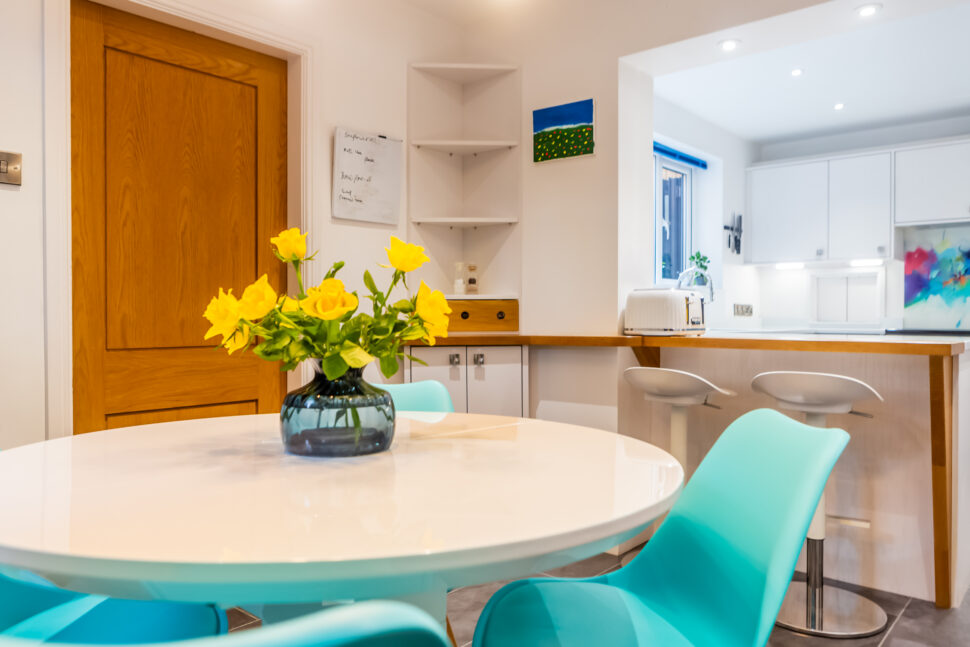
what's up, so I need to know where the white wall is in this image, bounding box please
[653,96,760,328]
[0,2,47,449]
[759,112,970,162]
[460,0,823,430]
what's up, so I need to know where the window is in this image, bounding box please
[655,154,692,283]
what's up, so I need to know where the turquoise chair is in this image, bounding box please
[381,381,454,413]
[472,408,850,647]
[0,600,449,646]
[0,571,226,643]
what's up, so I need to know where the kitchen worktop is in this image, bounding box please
[412,330,968,356]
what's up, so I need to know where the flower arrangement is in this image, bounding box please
[202,229,452,380]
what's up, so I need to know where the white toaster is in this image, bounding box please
[623,288,706,336]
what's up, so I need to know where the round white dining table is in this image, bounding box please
[0,412,682,624]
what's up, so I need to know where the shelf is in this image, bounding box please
[444,294,518,301]
[411,63,517,84]
[411,140,518,155]
[411,217,517,228]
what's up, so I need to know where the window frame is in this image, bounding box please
[654,153,693,285]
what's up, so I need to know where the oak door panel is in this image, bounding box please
[105,401,257,429]
[72,0,287,434]
[104,49,257,349]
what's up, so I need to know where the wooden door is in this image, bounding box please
[71,0,287,433]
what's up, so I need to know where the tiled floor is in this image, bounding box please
[445,549,970,647]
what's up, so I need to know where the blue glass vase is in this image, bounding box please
[280,364,395,457]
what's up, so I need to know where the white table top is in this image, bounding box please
[0,413,682,605]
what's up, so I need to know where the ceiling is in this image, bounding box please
[653,2,970,143]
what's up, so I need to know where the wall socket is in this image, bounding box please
[734,303,754,317]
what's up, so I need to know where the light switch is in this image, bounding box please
[0,151,22,186]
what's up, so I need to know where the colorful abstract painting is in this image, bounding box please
[903,226,970,330]
[533,99,594,163]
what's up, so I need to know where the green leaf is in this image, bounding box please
[324,261,345,280]
[379,354,399,378]
[320,354,349,380]
[392,299,414,313]
[340,343,375,368]
[363,270,379,295]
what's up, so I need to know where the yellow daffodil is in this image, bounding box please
[271,227,307,262]
[302,278,358,320]
[385,236,429,273]
[415,281,451,345]
[202,288,241,341]
[278,295,301,313]
[223,325,250,355]
[239,274,278,321]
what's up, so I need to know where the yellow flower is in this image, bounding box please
[278,295,300,313]
[223,325,250,355]
[239,274,277,320]
[203,288,241,341]
[385,236,430,273]
[271,227,307,262]
[302,278,358,320]
[415,281,451,345]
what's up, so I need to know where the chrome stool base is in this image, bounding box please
[775,581,888,639]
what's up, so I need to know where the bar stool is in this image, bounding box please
[623,367,735,469]
[751,371,886,639]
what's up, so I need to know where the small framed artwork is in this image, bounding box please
[533,99,594,163]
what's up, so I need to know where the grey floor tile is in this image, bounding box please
[226,606,262,632]
[540,552,620,578]
[447,579,514,646]
[883,596,970,647]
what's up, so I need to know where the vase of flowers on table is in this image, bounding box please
[202,229,451,457]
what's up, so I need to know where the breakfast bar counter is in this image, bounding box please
[408,330,968,607]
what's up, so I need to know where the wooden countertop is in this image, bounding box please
[409,331,968,356]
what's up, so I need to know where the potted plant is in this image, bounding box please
[202,229,451,457]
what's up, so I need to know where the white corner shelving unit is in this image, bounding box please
[408,61,522,298]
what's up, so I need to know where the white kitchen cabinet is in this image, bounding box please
[828,153,891,260]
[466,346,524,417]
[408,347,467,412]
[749,161,829,263]
[409,346,524,416]
[895,140,970,224]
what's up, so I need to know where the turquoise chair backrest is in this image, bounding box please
[610,408,849,647]
[381,381,454,413]
[0,600,450,647]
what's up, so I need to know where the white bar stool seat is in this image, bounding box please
[751,370,886,639]
[623,367,735,468]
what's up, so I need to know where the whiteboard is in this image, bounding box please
[331,127,403,225]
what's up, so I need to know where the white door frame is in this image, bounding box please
[42,0,314,438]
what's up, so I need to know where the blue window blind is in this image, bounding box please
[653,142,708,170]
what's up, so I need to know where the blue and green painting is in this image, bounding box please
[904,226,970,330]
[533,99,594,163]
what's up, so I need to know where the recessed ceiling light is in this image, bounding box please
[857,3,882,18]
[791,68,804,77]
[718,39,740,53]
[834,103,845,111]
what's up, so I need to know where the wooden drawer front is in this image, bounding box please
[448,300,518,332]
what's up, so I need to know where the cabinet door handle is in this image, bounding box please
[449,353,461,366]
[473,353,485,366]
[877,245,886,255]
[816,248,824,257]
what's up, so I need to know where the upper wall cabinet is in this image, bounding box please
[829,153,891,260]
[895,140,970,225]
[749,161,829,263]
